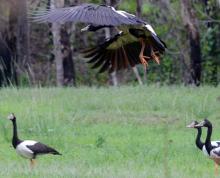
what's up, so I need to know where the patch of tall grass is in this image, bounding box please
[0,85,219,177]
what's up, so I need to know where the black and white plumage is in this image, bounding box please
[32,3,144,25]
[195,119,220,175]
[8,113,61,167]
[83,24,166,73]
[32,3,166,73]
[187,120,220,157]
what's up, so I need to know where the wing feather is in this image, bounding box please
[26,142,61,156]
[81,31,165,73]
[111,51,117,72]
[117,49,123,70]
[99,52,111,73]
[124,45,136,67]
[31,3,143,26]
[91,52,106,69]
[86,51,104,63]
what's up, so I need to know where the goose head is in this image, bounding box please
[186,120,199,128]
[7,113,16,121]
[195,119,212,128]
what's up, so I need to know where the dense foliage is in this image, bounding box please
[0,0,219,86]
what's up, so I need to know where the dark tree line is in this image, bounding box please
[0,0,219,87]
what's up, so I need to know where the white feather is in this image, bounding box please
[145,24,157,36]
[202,141,220,157]
[202,145,209,157]
[211,147,220,159]
[211,141,220,147]
[16,140,37,159]
[114,10,128,18]
[116,10,134,18]
[8,113,14,120]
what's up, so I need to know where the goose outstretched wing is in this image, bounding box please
[32,3,143,26]
[82,30,165,73]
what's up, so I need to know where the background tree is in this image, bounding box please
[7,0,30,85]
[50,0,76,86]
[201,0,220,86]
[103,0,119,86]
[0,1,16,86]
[0,0,219,87]
[51,0,65,86]
[181,0,202,86]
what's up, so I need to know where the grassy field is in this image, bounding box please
[0,85,220,178]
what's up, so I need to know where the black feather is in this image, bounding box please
[91,52,107,69]
[149,33,166,52]
[99,52,111,73]
[32,3,143,26]
[26,142,61,158]
[87,52,105,64]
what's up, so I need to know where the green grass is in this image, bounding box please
[0,85,220,178]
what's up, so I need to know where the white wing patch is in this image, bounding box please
[202,141,220,157]
[211,141,220,147]
[16,140,37,159]
[211,147,220,158]
[202,146,209,157]
[116,10,135,18]
[115,10,128,18]
[145,24,157,36]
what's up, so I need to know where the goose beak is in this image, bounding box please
[195,121,204,128]
[186,121,197,128]
[7,113,15,120]
[186,124,194,128]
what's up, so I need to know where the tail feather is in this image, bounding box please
[150,33,166,52]
[26,142,62,156]
[51,150,62,155]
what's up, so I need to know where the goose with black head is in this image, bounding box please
[8,113,61,168]
[195,119,220,175]
[187,120,220,157]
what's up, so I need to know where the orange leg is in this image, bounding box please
[215,163,218,176]
[139,38,150,69]
[30,159,36,169]
[151,49,160,65]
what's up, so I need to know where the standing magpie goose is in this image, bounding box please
[195,119,220,175]
[187,120,220,157]
[31,3,166,73]
[8,113,61,168]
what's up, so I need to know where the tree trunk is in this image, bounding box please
[135,0,144,84]
[0,34,14,86]
[136,0,142,17]
[17,0,30,70]
[60,26,76,86]
[7,0,30,84]
[51,0,64,86]
[181,0,202,86]
[132,67,143,85]
[61,0,79,86]
[104,0,118,86]
[51,0,76,86]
